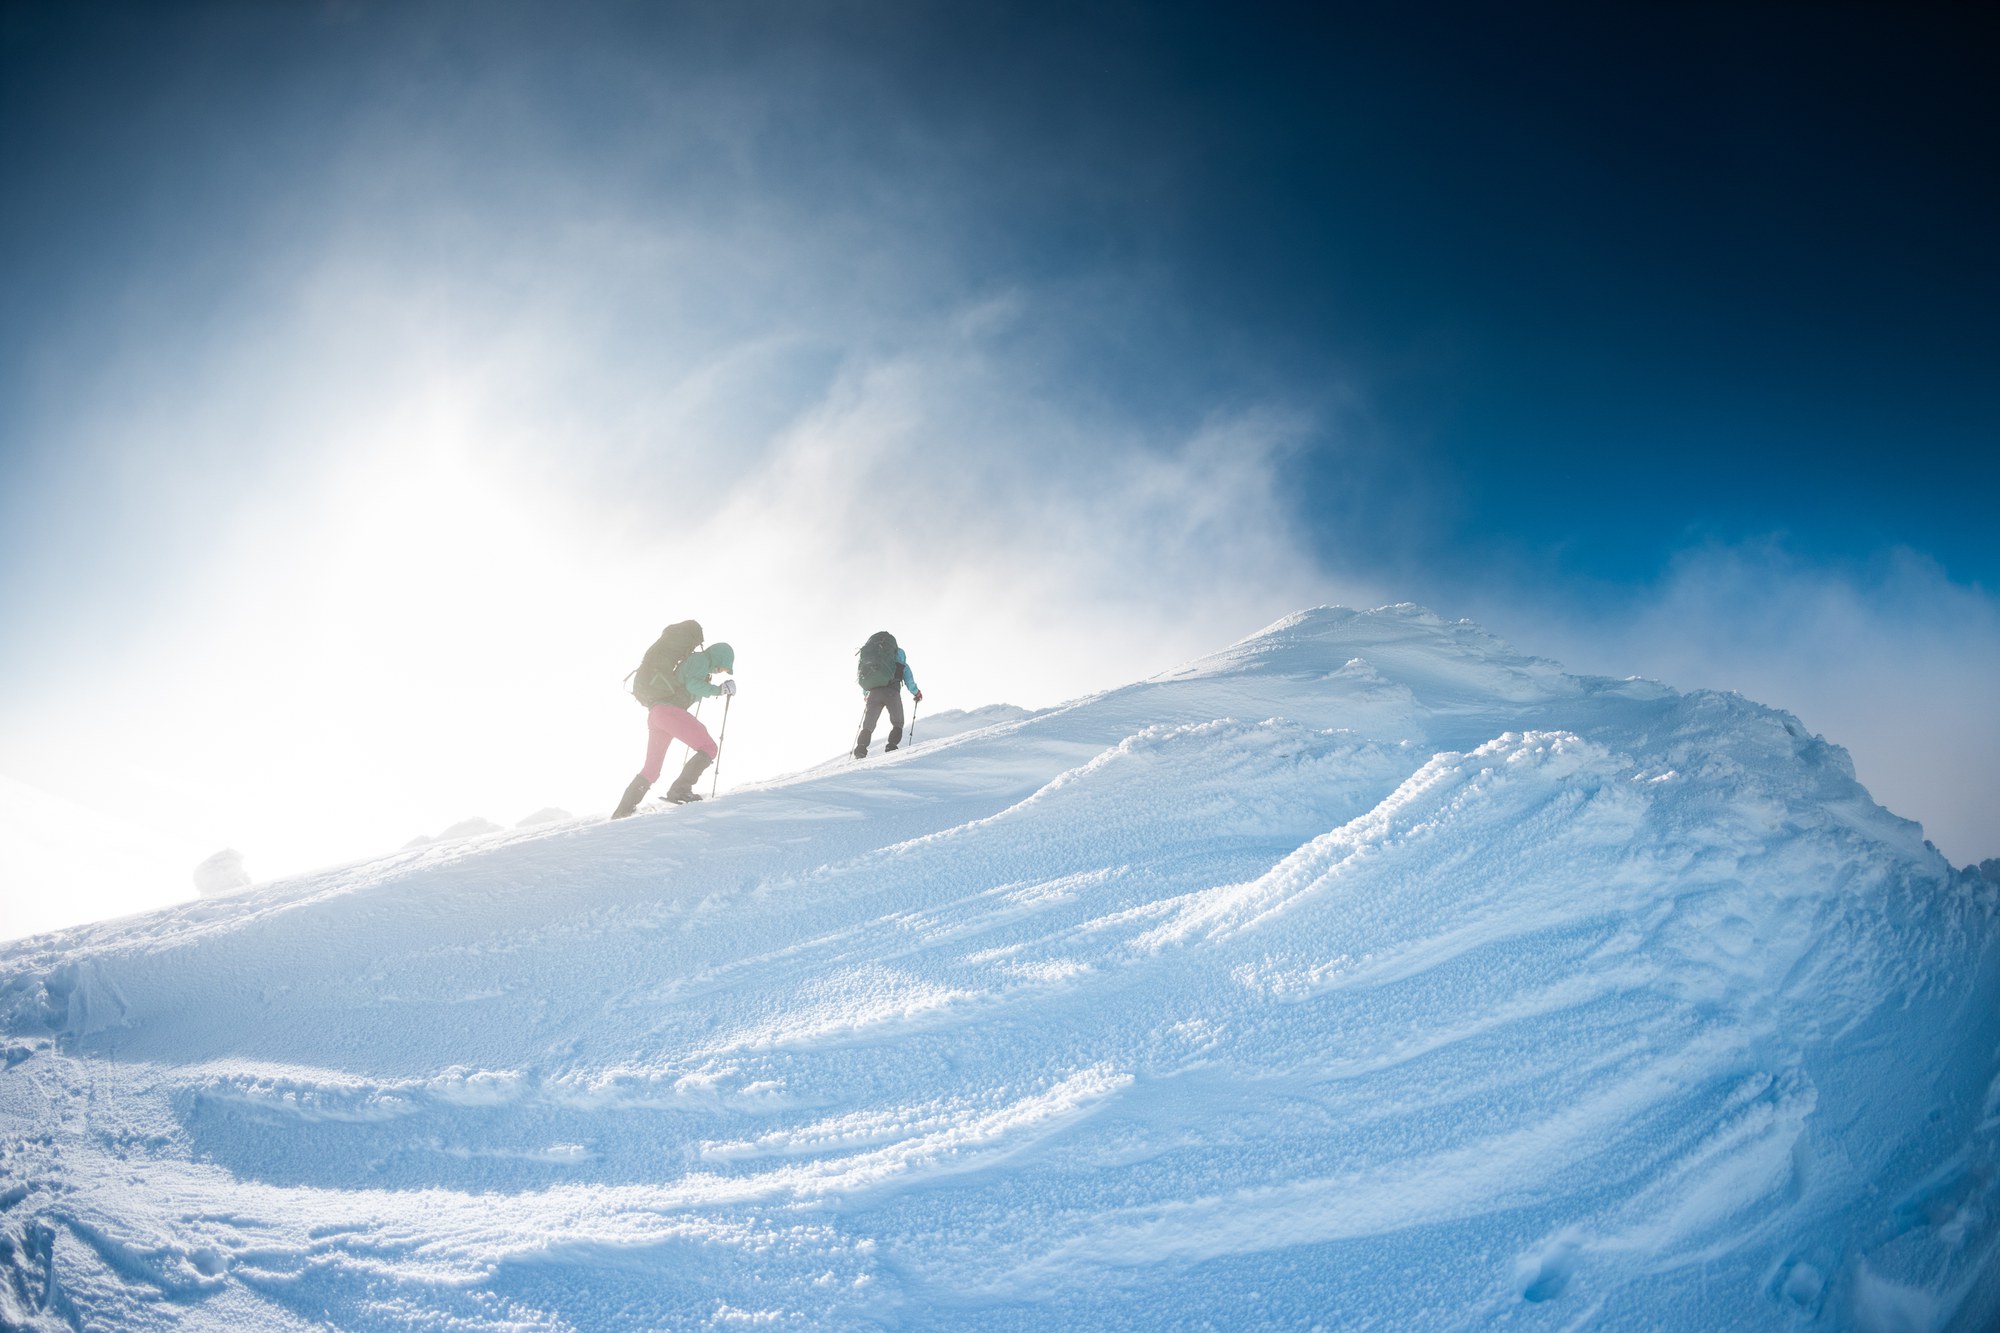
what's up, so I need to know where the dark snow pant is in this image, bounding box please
[854,686,904,757]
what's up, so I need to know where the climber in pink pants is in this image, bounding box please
[613,635,737,817]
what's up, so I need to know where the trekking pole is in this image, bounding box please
[909,694,920,746]
[710,693,732,798]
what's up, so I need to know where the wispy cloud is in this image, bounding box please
[4,2,1988,940]
[0,101,1350,921]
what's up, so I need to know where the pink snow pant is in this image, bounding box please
[641,704,718,783]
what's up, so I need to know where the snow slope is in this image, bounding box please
[3,605,1997,1330]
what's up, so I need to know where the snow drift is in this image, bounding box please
[2,605,1997,1330]
[190,849,251,898]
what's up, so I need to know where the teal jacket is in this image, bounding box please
[678,643,734,703]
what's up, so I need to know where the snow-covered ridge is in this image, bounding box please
[3,604,1996,1330]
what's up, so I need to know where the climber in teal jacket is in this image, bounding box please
[615,635,736,816]
[853,631,921,758]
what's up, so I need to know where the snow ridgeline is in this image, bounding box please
[2,604,1997,1331]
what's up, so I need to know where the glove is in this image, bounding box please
[913,691,923,703]
[720,679,738,696]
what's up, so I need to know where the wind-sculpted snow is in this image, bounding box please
[3,604,1998,1330]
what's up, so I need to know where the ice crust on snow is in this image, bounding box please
[2,603,1998,1330]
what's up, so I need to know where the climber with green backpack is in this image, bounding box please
[853,630,921,759]
[612,619,737,817]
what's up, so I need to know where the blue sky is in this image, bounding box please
[1,1,1994,930]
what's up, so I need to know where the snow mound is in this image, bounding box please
[907,703,1041,743]
[3,604,1997,1330]
[191,848,251,897]
[404,817,508,849]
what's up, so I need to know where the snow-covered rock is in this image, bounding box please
[2,605,1996,1330]
[191,848,251,897]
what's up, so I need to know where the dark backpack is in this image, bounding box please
[631,620,703,707]
[857,630,902,689]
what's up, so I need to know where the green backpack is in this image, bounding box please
[631,620,704,707]
[856,630,901,689]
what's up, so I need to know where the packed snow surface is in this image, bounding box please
[4,605,1998,1330]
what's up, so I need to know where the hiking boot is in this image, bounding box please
[664,749,712,803]
[611,773,651,819]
